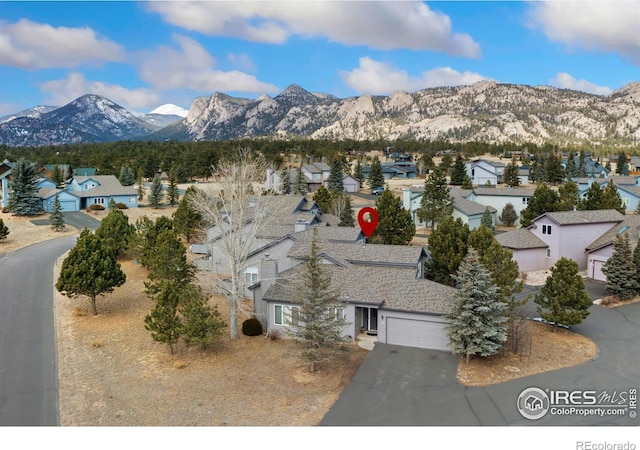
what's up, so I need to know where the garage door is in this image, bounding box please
[386,317,449,351]
[592,260,606,282]
[59,201,78,212]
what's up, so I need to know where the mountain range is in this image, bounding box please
[1,82,639,147]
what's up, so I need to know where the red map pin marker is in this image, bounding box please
[357,207,379,238]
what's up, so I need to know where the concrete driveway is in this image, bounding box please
[62,211,101,231]
[321,301,640,426]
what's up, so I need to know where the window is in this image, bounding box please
[623,197,630,206]
[522,197,529,205]
[334,307,346,322]
[274,305,300,326]
[542,224,552,235]
[546,248,551,258]
[313,173,321,181]
[244,267,258,283]
[94,198,105,205]
[129,197,135,204]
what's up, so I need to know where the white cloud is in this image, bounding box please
[227,53,257,73]
[0,19,123,69]
[528,1,640,65]
[136,34,279,94]
[339,57,491,95]
[549,72,613,96]
[146,2,480,57]
[39,73,160,111]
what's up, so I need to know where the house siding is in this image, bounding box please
[510,247,549,273]
[470,193,531,226]
[531,217,618,270]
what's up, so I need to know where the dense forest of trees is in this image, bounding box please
[3,138,632,182]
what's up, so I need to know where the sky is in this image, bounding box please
[0,0,639,116]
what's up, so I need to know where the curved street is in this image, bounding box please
[0,236,76,425]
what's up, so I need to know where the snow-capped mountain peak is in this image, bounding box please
[149,104,188,118]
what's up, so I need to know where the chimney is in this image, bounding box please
[254,256,279,327]
[294,219,309,232]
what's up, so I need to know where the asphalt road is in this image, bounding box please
[61,211,101,231]
[321,298,640,426]
[0,236,76,425]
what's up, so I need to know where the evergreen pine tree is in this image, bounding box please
[417,167,454,229]
[503,157,520,187]
[425,216,469,286]
[144,281,183,354]
[578,182,603,211]
[166,168,180,207]
[338,194,355,227]
[56,228,126,315]
[149,174,164,208]
[616,152,629,176]
[462,174,473,190]
[290,229,349,372]
[565,151,577,180]
[578,151,588,178]
[481,207,494,230]
[534,257,592,332]
[602,234,639,300]
[279,167,291,194]
[180,285,226,349]
[520,183,559,227]
[449,154,467,185]
[312,185,332,213]
[172,186,204,243]
[370,190,415,245]
[353,159,364,188]
[51,164,65,188]
[327,158,344,193]
[95,208,134,257]
[49,193,65,231]
[499,202,518,227]
[7,159,43,216]
[600,179,626,214]
[546,153,565,185]
[368,156,385,190]
[119,165,136,186]
[439,154,453,175]
[144,228,195,292]
[136,167,146,201]
[633,241,640,290]
[0,218,10,241]
[468,226,523,305]
[293,168,306,194]
[557,180,580,211]
[446,249,508,364]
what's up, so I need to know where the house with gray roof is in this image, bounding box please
[585,215,640,281]
[66,175,138,210]
[194,194,364,297]
[265,164,358,193]
[467,187,536,226]
[495,228,548,273]
[401,186,494,230]
[498,209,625,273]
[466,159,506,186]
[252,251,456,351]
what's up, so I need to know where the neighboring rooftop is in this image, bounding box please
[538,209,625,225]
[496,229,548,250]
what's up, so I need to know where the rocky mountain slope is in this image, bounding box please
[2,82,639,147]
[0,95,159,146]
[163,81,640,146]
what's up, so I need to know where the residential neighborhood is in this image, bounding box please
[1,149,639,429]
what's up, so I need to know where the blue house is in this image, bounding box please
[67,175,138,210]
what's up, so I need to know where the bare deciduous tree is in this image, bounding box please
[189,150,285,340]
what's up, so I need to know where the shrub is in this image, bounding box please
[89,204,105,211]
[173,360,188,369]
[116,203,128,209]
[268,328,281,341]
[242,317,263,336]
[1,207,8,213]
